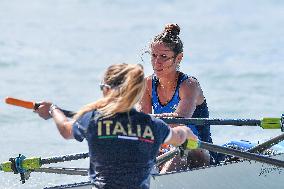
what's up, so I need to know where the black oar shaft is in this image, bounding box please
[41,153,89,165]
[156,148,179,166]
[60,109,76,118]
[34,167,88,176]
[249,133,284,153]
[200,142,284,168]
[60,110,262,126]
[161,118,261,126]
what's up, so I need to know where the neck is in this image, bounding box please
[157,72,179,90]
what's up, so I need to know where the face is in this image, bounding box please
[150,42,182,78]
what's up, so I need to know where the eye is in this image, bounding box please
[151,53,158,58]
[160,54,168,59]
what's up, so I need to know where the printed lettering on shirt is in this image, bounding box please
[97,120,154,143]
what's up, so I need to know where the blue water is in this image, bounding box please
[0,0,284,188]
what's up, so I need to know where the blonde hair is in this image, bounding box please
[74,63,145,120]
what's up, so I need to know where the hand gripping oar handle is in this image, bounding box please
[184,139,284,168]
[5,97,76,117]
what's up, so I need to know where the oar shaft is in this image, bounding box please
[156,148,179,166]
[41,153,89,165]
[200,141,284,168]
[248,133,284,153]
[34,167,88,176]
[59,109,76,118]
[161,118,261,126]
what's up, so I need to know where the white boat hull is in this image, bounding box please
[45,153,284,189]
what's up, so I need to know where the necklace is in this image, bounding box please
[157,72,179,104]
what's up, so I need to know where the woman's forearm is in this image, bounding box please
[50,108,74,139]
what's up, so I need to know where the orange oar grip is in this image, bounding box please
[5,97,35,109]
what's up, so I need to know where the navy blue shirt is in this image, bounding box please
[73,109,170,189]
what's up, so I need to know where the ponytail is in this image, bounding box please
[74,63,145,120]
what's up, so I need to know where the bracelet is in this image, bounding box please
[49,104,59,116]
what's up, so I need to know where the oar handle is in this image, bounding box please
[5,97,76,117]
[5,97,35,109]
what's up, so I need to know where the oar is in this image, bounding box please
[249,133,284,153]
[156,148,180,166]
[184,139,284,168]
[0,150,183,183]
[33,167,88,176]
[160,117,284,131]
[5,97,75,117]
[223,133,284,163]
[2,144,284,184]
[5,97,284,131]
[0,152,89,183]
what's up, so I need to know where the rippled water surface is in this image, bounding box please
[0,0,283,188]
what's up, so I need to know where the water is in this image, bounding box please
[0,0,283,188]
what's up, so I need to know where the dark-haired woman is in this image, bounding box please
[35,63,198,189]
[137,24,213,172]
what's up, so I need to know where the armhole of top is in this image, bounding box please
[179,73,189,84]
[151,74,158,106]
[163,128,173,143]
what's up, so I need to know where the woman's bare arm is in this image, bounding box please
[35,102,74,140]
[166,126,197,146]
[136,76,152,114]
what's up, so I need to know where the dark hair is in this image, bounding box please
[152,23,183,55]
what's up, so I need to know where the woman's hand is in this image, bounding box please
[34,101,52,120]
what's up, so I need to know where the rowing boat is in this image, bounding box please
[43,141,284,189]
[2,98,284,188]
[1,139,284,189]
[43,153,284,189]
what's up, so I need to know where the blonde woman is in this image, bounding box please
[35,63,197,189]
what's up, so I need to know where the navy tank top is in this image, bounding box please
[151,72,212,143]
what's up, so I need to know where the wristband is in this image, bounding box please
[49,104,59,116]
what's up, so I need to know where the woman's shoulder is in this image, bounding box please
[179,72,200,86]
[179,72,205,102]
[144,75,153,90]
[132,109,154,122]
[145,75,153,82]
